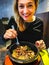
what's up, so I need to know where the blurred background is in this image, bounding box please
[0,0,49,48]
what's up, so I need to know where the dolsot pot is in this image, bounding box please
[8,41,39,64]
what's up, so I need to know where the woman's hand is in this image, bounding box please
[35,40,46,50]
[4,29,17,39]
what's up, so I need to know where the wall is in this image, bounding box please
[0,0,13,19]
[37,0,49,13]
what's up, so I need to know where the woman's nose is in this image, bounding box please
[23,7,28,14]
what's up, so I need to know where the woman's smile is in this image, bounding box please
[22,13,31,19]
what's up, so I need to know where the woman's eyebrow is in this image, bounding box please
[28,2,33,4]
[18,2,33,5]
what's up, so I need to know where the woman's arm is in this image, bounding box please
[34,18,46,50]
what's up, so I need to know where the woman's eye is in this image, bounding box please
[28,5,33,7]
[19,5,24,8]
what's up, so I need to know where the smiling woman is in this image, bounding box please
[3,0,46,65]
[4,0,46,51]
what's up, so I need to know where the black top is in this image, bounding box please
[0,19,5,44]
[0,19,5,36]
[6,17,43,44]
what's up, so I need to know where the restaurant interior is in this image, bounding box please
[0,0,49,65]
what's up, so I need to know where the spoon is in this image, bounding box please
[11,25,20,46]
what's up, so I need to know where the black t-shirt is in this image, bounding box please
[6,17,43,44]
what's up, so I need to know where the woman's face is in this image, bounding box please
[18,0,36,22]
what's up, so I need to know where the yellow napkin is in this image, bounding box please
[40,50,49,65]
